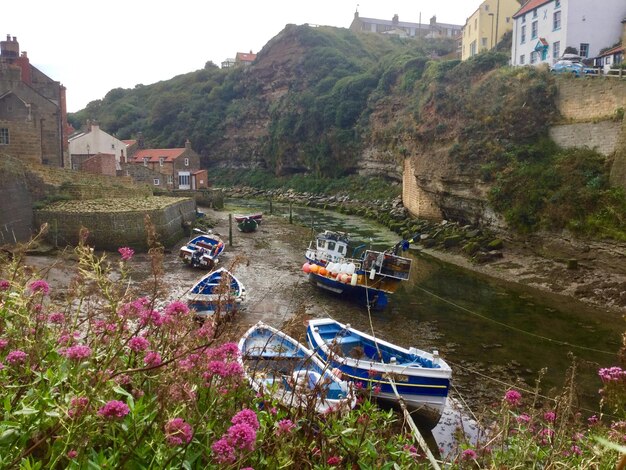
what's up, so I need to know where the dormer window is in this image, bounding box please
[159,157,164,167]
[143,157,148,166]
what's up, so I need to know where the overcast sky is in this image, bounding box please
[4,0,480,112]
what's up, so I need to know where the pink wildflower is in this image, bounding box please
[144,351,162,367]
[327,456,342,465]
[367,369,378,378]
[544,411,556,423]
[588,415,599,426]
[504,389,522,406]
[165,418,194,446]
[67,450,78,459]
[6,350,27,364]
[538,427,554,445]
[598,366,626,383]
[0,279,10,291]
[60,344,92,361]
[372,385,381,395]
[211,438,236,464]
[28,279,50,295]
[98,400,130,419]
[139,309,163,327]
[404,444,418,456]
[461,449,478,460]
[276,419,295,436]
[128,336,150,352]
[571,445,582,456]
[69,396,89,418]
[227,423,257,451]
[118,247,134,261]
[270,407,277,415]
[516,413,531,424]
[48,312,65,324]
[165,301,189,317]
[232,408,260,430]
[0,339,8,349]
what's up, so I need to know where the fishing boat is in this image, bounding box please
[186,268,246,319]
[303,230,413,309]
[306,318,451,428]
[238,321,355,414]
[179,230,224,269]
[234,213,262,233]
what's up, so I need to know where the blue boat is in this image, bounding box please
[179,230,224,269]
[238,322,355,414]
[186,268,245,319]
[306,318,451,428]
[303,230,412,309]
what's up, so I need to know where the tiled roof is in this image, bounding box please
[121,139,136,146]
[235,52,256,62]
[513,0,552,19]
[130,148,185,163]
[596,44,624,57]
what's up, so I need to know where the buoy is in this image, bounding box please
[319,267,328,276]
[302,263,311,273]
[310,264,320,274]
[341,273,350,283]
[347,263,355,275]
[369,268,376,280]
[350,273,358,286]
[340,263,348,273]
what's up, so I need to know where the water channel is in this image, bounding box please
[227,198,623,418]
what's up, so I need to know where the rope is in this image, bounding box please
[413,284,617,356]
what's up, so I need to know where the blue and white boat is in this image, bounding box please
[306,318,451,428]
[303,230,412,309]
[179,230,224,269]
[238,322,355,414]
[186,268,245,319]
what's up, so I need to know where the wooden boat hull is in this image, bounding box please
[238,322,355,414]
[237,218,258,233]
[306,318,451,428]
[187,268,245,319]
[180,234,224,269]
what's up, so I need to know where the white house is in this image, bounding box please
[511,0,626,67]
[68,122,129,170]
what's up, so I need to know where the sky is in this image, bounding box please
[4,0,480,112]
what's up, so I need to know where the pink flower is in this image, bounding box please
[0,339,8,349]
[598,366,626,383]
[227,423,257,451]
[60,344,92,361]
[461,449,478,460]
[28,279,50,295]
[504,389,522,406]
[571,445,582,456]
[165,418,193,446]
[118,247,134,261]
[0,279,10,291]
[516,413,531,424]
[211,438,236,464]
[98,400,130,419]
[69,396,89,418]
[372,385,381,395]
[6,350,27,364]
[276,419,295,436]
[327,456,342,465]
[139,309,163,327]
[128,336,150,352]
[67,449,78,459]
[144,351,162,367]
[538,427,554,445]
[543,411,556,423]
[48,312,65,324]
[232,408,259,430]
[588,415,599,426]
[404,444,418,456]
[165,301,189,317]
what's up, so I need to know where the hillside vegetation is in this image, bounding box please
[69,25,626,239]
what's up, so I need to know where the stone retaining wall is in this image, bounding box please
[549,121,623,156]
[35,198,196,251]
[556,79,626,122]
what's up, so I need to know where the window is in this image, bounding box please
[481,37,488,47]
[184,158,189,166]
[153,179,160,185]
[474,19,477,29]
[553,41,560,60]
[143,157,148,166]
[159,157,164,167]
[533,9,538,18]
[0,128,8,145]
[522,14,526,23]
[485,4,489,11]
[111,143,115,150]
[606,56,612,65]
[531,21,538,39]
[553,11,561,30]
[470,40,477,57]
[178,174,190,187]
[167,175,173,184]
[520,54,525,64]
[530,51,538,64]
[555,0,560,7]
[580,43,589,58]
[521,25,526,44]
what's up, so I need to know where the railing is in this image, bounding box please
[584,68,625,79]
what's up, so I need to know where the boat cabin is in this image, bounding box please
[310,231,350,263]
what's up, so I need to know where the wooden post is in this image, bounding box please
[269,197,273,215]
[228,214,233,247]
[289,200,293,224]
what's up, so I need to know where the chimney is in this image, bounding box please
[137,132,145,149]
[1,33,19,59]
[185,139,192,150]
[392,14,399,25]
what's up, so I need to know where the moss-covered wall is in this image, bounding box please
[35,198,196,251]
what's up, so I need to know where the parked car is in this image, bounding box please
[550,59,594,77]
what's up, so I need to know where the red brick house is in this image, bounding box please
[126,140,208,190]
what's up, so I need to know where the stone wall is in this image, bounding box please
[556,79,626,121]
[0,162,34,244]
[549,121,623,156]
[35,198,196,251]
[402,158,441,220]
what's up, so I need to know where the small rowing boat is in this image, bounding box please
[179,229,224,269]
[186,268,245,320]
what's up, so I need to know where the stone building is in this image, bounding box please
[125,140,208,190]
[0,34,70,167]
[68,121,129,170]
[350,11,461,39]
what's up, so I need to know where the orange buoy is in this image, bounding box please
[319,267,328,276]
[310,264,320,274]
[302,263,311,273]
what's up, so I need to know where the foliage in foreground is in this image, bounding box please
[0,221,624,468]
